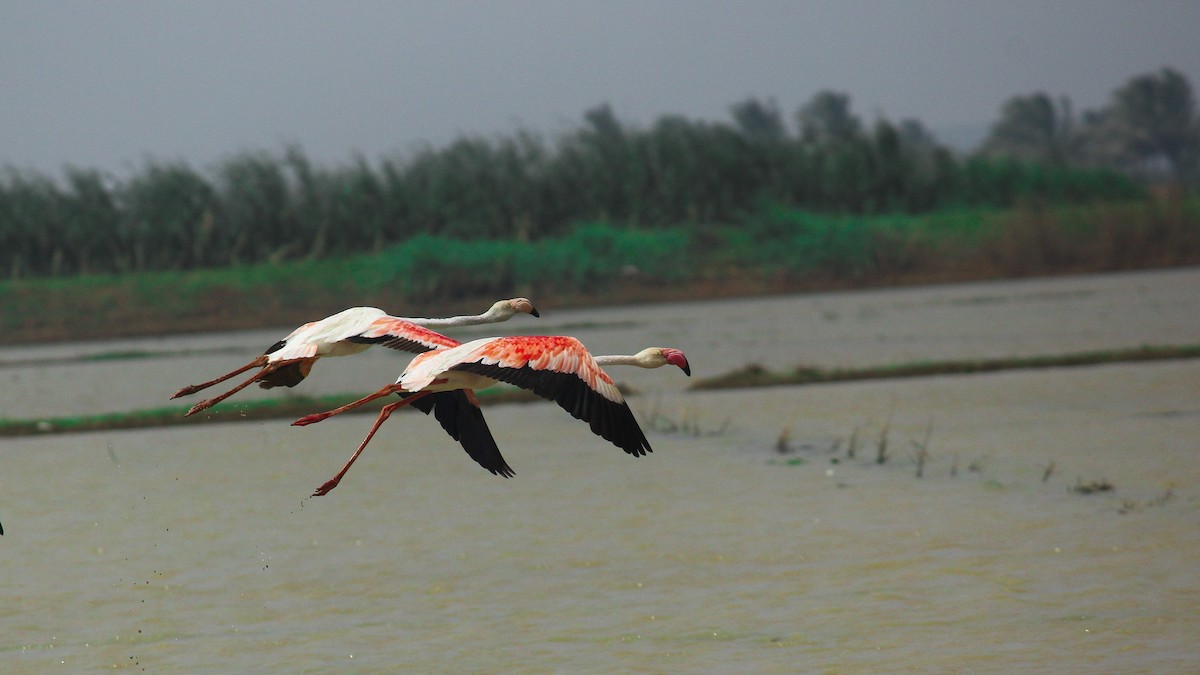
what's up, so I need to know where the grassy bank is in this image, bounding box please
[5,344,1197,438]
[2,196,1197,345]
[688,344,1200,390]
[0,387,546,438]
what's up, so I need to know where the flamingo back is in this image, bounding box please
[269,307,388,361]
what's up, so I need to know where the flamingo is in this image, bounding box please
[171,298,539,416]
[292,336,691,496]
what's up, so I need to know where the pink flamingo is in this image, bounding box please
[292,336,691,496]
[171,298,539,416]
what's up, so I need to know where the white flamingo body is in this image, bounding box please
[269,307,384,360]
[173,298,538,415]
[266,307,461,362]
[268,299,541,362]
[295,336,691,496]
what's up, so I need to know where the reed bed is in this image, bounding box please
[3,196,1197,343]
[2,113,1144,281]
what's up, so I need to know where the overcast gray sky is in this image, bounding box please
[2,0,1198,176]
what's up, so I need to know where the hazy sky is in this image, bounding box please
[3,0,1198,176]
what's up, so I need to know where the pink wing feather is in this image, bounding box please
[471,336,621,401]
[352,316,464,353]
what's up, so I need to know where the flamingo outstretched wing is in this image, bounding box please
[260,315,460,390]
[347,316,464,353]
[423,336,652,457]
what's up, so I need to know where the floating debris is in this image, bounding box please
[1071,478,1114,495]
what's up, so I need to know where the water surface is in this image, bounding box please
[1,268,1198,671]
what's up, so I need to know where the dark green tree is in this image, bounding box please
[118,161,216,270]
[1102,67,1198,180]
[795,91,862,145]
[979,92,1075,163]
[730,97,787,142]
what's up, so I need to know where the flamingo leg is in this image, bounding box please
[311,391,432,496]
[292,383,406,426]
[171,355,268,399]
[185,358,307,416]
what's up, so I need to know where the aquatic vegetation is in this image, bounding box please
[1071,478,1115,495]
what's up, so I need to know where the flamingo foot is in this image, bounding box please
[186,400,214,416]
[171,385,200,399]
[312,478,340,496]
[292,412,329,427]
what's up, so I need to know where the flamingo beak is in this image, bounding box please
[663,349,691,376]
[513,298,540,317]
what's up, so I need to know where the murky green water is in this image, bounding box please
[2,268,1198,671]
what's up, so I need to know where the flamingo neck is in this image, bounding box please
[594,351,659,369]
[410,303,509,328]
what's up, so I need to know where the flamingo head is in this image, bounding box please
[503,297,540,318]
[658,348,691,376]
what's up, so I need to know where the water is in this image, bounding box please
[1,268,1198,672]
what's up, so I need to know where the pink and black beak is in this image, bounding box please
[663,348,691,377]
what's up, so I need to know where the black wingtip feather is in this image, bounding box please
[407,391,515,477]
[346,335,437,354]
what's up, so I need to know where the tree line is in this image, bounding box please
[979,67,1199,182]
[5,69,1187,280]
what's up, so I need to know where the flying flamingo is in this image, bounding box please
[292,336,691,496]
[171,298,539,416]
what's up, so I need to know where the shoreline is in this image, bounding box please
[6,262,1190,347]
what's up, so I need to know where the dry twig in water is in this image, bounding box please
[876,407,894,465]
[911,416,933,478]
[1041,460,1056,483]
